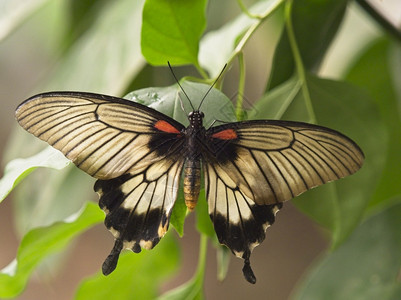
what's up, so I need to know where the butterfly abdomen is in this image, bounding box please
[183,158,201,211]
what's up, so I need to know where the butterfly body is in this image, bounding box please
[182,111,205,210]
[15,90,364,283]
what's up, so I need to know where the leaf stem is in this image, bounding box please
[236,52,246,121]
[156,233,208,299]
[236,0,262,19]
[284,0,317,124]
[230,0,284,62]
[195,63,211,80]
[223,0,285,111]
[194,233,208,284]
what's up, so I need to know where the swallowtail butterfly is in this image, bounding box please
[15,79,364,283]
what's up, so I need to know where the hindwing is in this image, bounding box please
[96,158,184,275]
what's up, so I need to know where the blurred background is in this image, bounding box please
[0,0,400,299]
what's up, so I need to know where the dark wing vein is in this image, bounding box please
[15,92,186,180]
[97,157,185,274]
[204,120,364,205]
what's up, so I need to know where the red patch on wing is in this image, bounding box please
[154,120,181,134]
[211,129,237,140]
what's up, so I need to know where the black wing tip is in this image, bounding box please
[242,258,256,284]
[102,239,123,276]
[102,254,119,275]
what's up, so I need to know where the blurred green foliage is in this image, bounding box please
[0,0,400,299]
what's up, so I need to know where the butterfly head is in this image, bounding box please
[188,110,204,128]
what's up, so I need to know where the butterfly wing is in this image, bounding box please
[203,120,364,283]
[15,92,186,179]
[96,158,184,275]
[15,92,186,274]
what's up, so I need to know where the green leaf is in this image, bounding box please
[43,0,145,93]
[124,80,237,126]
[158,277,204,300]
[62,0,110,48]
[250,74,386,246]
[0,147,69,203]
[141,0,207,66]
[216,245,230,282]
[195,189,214,238]
[0,146,93,234]
[13,165,95,234]
[199,0,284,77]
[75,232,180,300]
[346,38,401,213]
[0,202,104,298]
[248,76,300,120]
[170,186,187,236]
[293,201,401,300]
[158,234,207,300]
[267,0,348,90]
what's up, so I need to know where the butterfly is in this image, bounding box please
[15,83,364,284]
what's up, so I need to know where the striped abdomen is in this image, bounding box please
[183,158,201,210]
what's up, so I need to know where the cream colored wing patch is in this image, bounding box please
[206,120,364,205]
[15,92,185,179]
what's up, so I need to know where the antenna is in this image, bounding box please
[168,61,195,111]
[197,63,227,110]
[167,62,227,112]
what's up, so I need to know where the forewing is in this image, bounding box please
[205,120,364,205]
[95,158,184,275]
[15,92,186,179]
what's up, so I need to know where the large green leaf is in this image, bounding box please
[250,74,386,246]
[346,38,401,213]
[158,234,207,300]
[13,166,95,234]
[141,0,207,66]
[0,202,104,298]
[124,81,237,127]
[62,0,110,48]
[195,190,215,238]
[43,0,145,93]
[293,201,401,300]
[267,0,348,90]
[169,185,187,237]
[0,147,69,203]
[75,232,180,300]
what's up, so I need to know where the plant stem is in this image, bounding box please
[236,0,262,19]
[195,63,210,80]
[194,233,208,287]
[284,0,317,124]
[225,0,285,71]
[236,52,246,121]
[222,0,285,111]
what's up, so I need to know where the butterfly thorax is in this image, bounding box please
[183,110,205,210]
